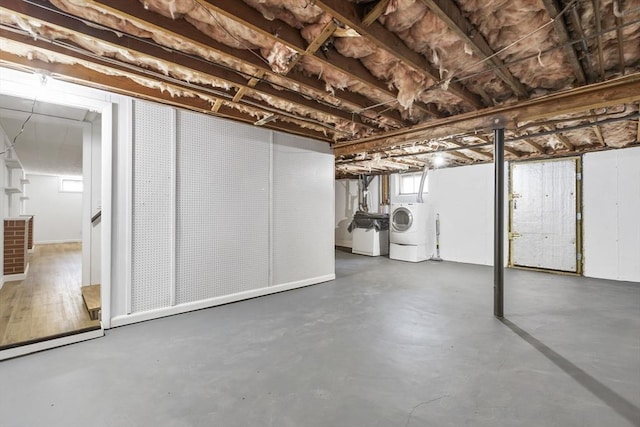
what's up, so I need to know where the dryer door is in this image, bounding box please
[392,207,413,232]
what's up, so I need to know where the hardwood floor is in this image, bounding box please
[0,243,100,349]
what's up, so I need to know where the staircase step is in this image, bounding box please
[81,284,101,321]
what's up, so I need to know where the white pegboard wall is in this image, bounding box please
[175,110,270,304]
[272,132,334,285]
[131,100,174,312]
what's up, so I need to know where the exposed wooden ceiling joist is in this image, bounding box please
[420,0,528,98]
[86,0,407,127]
[448,140,494,160]
[552,130,576,151]
[541,0,588,85]
[0,47,334,142]
[591,0,605,80]
[334,73,640,155]
[194,0,440,119]
[313,0,485,109]
[522,138,546,154]
[0,2,379,137]
[615,15,626,76]
[362,0,392,27]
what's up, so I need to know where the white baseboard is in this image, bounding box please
[3,262,29,282]
[35,239,82,245]
[335,239,352,248]
[110,273,336,328]
[0,327,104,361]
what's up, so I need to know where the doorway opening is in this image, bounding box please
[0,94,101,349]
[0,68,113,356]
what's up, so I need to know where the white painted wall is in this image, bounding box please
[335,179,358,247]
[110,99,335,326]
[423,164,496,265]
[334,177,382,248]
[24,174,83,244]
[583,147,640,282]
[381,164,509,266]
[82,117,102,286]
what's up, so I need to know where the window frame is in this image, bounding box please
[59,176,84,193]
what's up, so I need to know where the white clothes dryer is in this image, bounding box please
[390,202,430,262]
[390,202,427,245]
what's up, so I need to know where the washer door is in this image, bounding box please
[392,207,413,232]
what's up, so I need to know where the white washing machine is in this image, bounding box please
[390,202,429,262]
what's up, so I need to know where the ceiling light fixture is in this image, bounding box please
[433,153,446,167]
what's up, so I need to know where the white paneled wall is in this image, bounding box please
[583,147,640,282]
[175,110,270,304]
[131,101,174,312]
[117,100,335,325]
[423,164,496,265]
[272,132,334,286]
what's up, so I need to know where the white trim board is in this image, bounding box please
[335,239,353,248]
[110,274,336,327]
[35,239,82,245]
[0,328,104,361]
[3,262,30,282]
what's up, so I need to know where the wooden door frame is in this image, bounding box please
[508,156,583,275]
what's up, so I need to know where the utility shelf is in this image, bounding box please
[20,179,30,185]
[4,158,22,169]
[19,196,30,201]
[4,187,22,195]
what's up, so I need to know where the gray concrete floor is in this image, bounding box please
[1,250,639,426]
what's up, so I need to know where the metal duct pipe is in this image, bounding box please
[380,174,390,206]
[417,167,429,203]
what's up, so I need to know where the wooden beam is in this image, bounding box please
[541,0,587,85]
[232,70,264,103]
[592,125,606,146]
[552,131,576,151]
[86,0,406,126]
[449,140,493,160]
[0,48,333,142]
[313,0,485,109]
[284,20,337,74]
[420,0,528,98]
[522,138,545,153]
[211,98,223,113]
[362,0,391,27]
[194,0,439,118]
[0,1,379,134]
[333,73,640,155]
[616,16,625,75]
[446,150,475,162]
[592,0,605,80]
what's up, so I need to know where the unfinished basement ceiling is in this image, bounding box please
[0,94,90,176]
[0,0,638,177]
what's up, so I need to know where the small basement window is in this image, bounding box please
[59,177,83,193]
[399,173,428,195]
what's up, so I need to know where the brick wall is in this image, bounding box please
[27,215,33,250]
[4,219,28,275]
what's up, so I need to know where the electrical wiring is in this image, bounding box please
[0,96,38,156]
[12,0,640,127]
[21,0,393,127]
[189,0,272,68]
